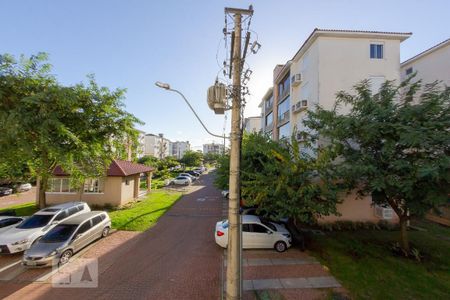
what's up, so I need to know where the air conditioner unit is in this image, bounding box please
[374,205,394,220]
[291,73,302,86]
[301,99,308,108]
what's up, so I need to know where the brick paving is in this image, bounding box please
[0,172,224,300]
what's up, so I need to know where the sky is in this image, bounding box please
[1,0,449,150]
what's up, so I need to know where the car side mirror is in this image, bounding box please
[52,221,59,225]
[267,230,273,234]
[74,234,82,240]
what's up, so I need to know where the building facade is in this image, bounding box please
[243,116,262,133]
[203,143,225,155]
[144,133,172,158]
[400,38,450,89]
[171,141,191,159]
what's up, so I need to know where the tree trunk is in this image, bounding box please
[399,216,410,252]
[38,174,48,209]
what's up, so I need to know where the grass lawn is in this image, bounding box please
[0,202,38,216]
[307,219,450,299]
[109,190,182,231]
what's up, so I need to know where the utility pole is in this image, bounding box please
[225,6,253,300]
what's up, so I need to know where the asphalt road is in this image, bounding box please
[0,171,225,300]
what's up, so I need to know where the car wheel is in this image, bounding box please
[184,182,189,186]
[102,227,110,238]
[59,250,73,266]
[274,241,287,253]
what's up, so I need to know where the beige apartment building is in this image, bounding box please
[243,116,262,133]
[260,28,413,223]
[172,141,191,159]
[144,133,172,158]
[401,38,450,88]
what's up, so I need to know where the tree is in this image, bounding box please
[203,152,221,165]
[180,150,203,167]
[305,78,450,251]
[0,53,142,208]
[215,132,343,223]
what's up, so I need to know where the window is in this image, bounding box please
[125,178,130,186]
[54,210,68,221]
[242,224,250,232]
[265,112,273,127]
[67,207,79,217]
[278,73,290,100]
[277,96,290,123]
[251,224,269,233]
[406,67,413,75]
[370,44,383,59]
[0,218,22,228]
[92,216,103,226]
[76,221,92,235]
[84,178,104,193]
[265,94,273,110]
[278,122,291,140]
[48,178,75,193]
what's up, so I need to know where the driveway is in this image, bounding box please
[0,171,224,300]
[0,187,36,209]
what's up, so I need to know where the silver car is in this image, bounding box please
[0,216,25,235]
[23,211,111,267]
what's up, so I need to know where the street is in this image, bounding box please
[0,172,225,300]
[0,187,36,209]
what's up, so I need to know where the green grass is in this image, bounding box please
[0,202,38,216]
[307,219,450,299]
[109,190,182,231]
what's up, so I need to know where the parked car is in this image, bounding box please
[0,216,25,235]
[0,187,13,197]
[193,168,204,174]
[0,202,90,254]
[185,170,200,177]
[179,173,197,181]
[215,215,292,252]
[14,183,32,192]
[171,176,191,186]
[23,211,111,267]
[241,207,289,225]
[221,190,229,198]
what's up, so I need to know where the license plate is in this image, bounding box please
[26,261,36,266]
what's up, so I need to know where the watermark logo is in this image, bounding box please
[52,258,98,288]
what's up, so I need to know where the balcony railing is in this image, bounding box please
[277,111,290,124]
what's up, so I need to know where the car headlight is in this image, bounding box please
[12,239,29,245]
[282,233,291,238]
[47,250,57,257]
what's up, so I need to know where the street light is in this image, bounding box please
[154,81,228,141]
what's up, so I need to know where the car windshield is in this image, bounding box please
[41,224,78,243]
[261,220,277,231]
[222,220,229,229]
[16,214,53,229]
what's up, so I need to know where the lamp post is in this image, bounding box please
[155,82,228,141]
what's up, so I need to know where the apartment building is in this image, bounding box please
[260,28,412,223]
[172,141,191,159]
[144,133,172,158]
[401,38,450,88]
[243,116,262,133]
[203,143,225,155]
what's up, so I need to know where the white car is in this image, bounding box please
[15,183,32,192]
[0,216,25,235]
[221,190,229,198]
[171,176,191,186]
[215,215,292,252]
[179,173,196,181]
[0,202,90,254]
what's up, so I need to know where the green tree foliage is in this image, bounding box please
[305,78,450,250]
[215,133,342,223]
[0,53,142,208]
[203,152,221,165]
[180,150,203,167]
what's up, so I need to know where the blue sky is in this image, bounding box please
[1,0,449,150]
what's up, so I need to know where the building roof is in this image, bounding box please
[53,160,154,177]
[292,28,412,63]
[401,38,450,67]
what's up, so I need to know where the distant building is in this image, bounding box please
[401,38,450,91]
[243,116,262,133]
[203,143,225,155]
[258,88,274,138]
[144,133,172,159]
[172,141,191,159]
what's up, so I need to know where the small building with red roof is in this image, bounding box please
[43,160,154,207]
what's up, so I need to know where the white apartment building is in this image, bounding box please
[203,143,225,155]
[243,116,262,133]
[144,133,172,159]
[172,141,191,159]
[261,28,411,143]
[401,38,450,88]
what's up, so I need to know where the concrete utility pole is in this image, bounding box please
[225,6,253,300]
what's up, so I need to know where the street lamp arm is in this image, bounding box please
[168,88,229,140]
